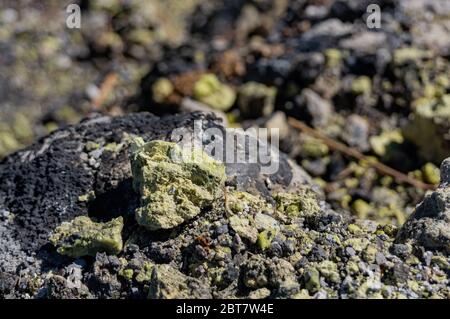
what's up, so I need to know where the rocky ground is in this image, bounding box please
[0,0,449,299]
[0,112,449,299]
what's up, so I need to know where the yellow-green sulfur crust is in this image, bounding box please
[50,216,123,258]
[274,188,320,218]
[130,139,226,230]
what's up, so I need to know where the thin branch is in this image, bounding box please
[92,72,118,109]
[288,117,436,191]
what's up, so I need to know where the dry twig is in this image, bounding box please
[92,72,118,109]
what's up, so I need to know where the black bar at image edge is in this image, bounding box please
[0,299,446,318]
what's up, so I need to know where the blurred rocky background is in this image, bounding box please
[1,0,449,227]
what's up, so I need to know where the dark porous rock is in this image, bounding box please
[397,158,450,253]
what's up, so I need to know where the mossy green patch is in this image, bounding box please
[135,262,155,283]
[422,162,440,185]
[152,77,174,103]
[248,287,271,299]
[324,49,342,69]
[346,261,359,275]
[226,191,270,214]
[300,137,329,158]
[393,47,431,65]
[317,260,340,284]
[193,74,236,111]
[85,141,100,152]
[12,113,34,141]
[304,267,320,293]
[104,142,122,153]
[369,129,404,156]
[0,130,21,157]
[431,256,449,270]
[343,237,369,252]
[119,268,134,281]
[351,76,372,95]
[363,244,378,263]
[348,223,363,235]
[77,191,95,203]
[352,199,372,219]
[257,230,276,250]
